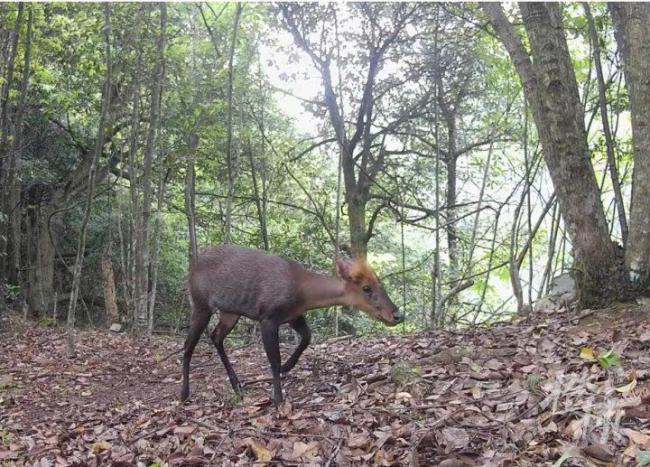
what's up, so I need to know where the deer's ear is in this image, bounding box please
[336,258,353,281]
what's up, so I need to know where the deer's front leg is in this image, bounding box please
[281,315,311,374]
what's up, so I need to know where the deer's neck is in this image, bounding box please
[300,271,352,310]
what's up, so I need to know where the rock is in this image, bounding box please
[548,272,576,302]
[109,323,122,332]
[533,272,576,312]
[533,297,555,312]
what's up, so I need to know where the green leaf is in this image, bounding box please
[598,350,621,369]
[637,451,650,466]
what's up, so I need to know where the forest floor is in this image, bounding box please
[2,305,650,466]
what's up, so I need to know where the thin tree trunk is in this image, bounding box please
[148,168,169,334]
[116,197,132,318]
[476,208,501,319]
[258,57,270,251]
[136,3,166,330]
[609,3,650,286]
[7,6,33,291]
[434,72,463,288]
[432,6,442,327]
[66,5,112,357]
[125,9,145,327]
[509,194,526,314]
[0,4,23,281]
[185,132,199,263]
[247,141,268,251]
[524,105,533,304]
[584,3,627,244]
[465,140,493,274]
[223,4,243,244]
[0,2,22,171]
[539,202,560,298]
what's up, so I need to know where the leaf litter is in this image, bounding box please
[2,304,650,465]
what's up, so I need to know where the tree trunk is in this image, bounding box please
[135,3,166,330]
[7,5,33,290]
[185,132,199,262]
[27,205,55,316]
[440,105,459,284]
[483,3,621,306]
[609,3,650,286]
[127,50,143,326]
[247,140,269,251]
[100,250,119,324]
[223,4,243,244]
[584,3,628,245]
[148,168,168,334]
[256,56,270,251]
[0,4,23,282]
[280,5,408,260]
[66,4,112,357]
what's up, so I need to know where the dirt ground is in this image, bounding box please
[2,305,650,466]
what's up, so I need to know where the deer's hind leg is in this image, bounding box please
[181,302,211,401]
[210,312,242,394]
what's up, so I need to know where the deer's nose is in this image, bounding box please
[392,309,403,324]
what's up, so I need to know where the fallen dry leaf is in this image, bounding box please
[580,347,596,362]
[616,379,638,394]
[623,428,650,448]
[245,438,274,463]
[292,441,319,460]
[91,440,111,454]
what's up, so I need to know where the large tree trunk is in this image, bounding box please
[609,3,650,287]
[483,3,621,306]
[342,151,369,258]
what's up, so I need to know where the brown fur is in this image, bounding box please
[181,245,400,406]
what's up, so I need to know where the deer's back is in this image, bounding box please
[189,245,300,319]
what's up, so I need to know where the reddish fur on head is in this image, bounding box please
[349,258,378,284]
[336,257,378,284]
[335,256,400,326]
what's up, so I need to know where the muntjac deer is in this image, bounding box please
[181,244,402,406]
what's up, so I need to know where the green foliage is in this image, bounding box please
[38,316,58,328]
[526,374,544,396]
[598,350,621,369]
[0,3,635,337]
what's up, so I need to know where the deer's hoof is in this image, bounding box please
[180,386,190,402]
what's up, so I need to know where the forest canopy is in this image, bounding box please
[1,2,649,340]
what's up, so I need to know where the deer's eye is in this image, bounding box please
[362,285,372,295]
